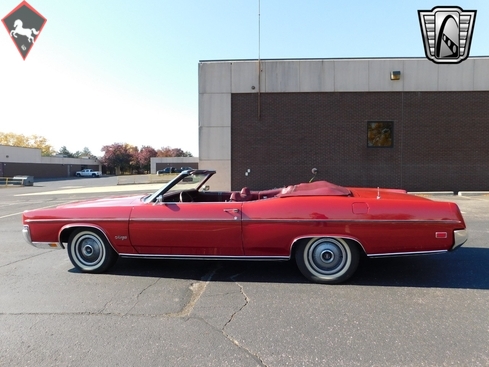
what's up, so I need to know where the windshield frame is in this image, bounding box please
[143,169,216,203]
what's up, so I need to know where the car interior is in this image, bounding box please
[161,187,284,203]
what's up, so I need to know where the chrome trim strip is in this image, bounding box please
[128,218,461,224]
[367,249,447,258]
[30,242,64,249]
[119,254,290,261]
[25,217,462,225]
[452,229,468,250]
[25,218,128,223]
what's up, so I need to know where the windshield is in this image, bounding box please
[143,170,215,203]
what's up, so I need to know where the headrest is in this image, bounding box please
[240,187,250,196]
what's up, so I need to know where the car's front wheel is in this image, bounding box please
[295,237,359,284]
[67,229,117,273]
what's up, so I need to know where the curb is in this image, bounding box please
[409,191,454,196]
[458,191,489,197]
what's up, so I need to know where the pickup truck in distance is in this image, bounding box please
[75,169,101,177]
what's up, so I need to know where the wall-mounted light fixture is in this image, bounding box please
[390,71,401,80]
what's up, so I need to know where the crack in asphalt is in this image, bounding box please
[223,273,250,329]
[218,274,267,367]
[0,266,268,366]
[0,251,56,269]
[123,278,162,316]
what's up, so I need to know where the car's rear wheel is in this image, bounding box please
[67,229,117,273]
[295,237,359,284]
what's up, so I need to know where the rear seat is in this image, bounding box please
[229,187,283,201]
[257,188,282,199]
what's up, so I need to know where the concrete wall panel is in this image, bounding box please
[264,61,300,92]
[333,60,369,91]
[437,60,475,91]
[298,60,335,92]
[199,62,231,94]
[231,61,259,93]
[403,60,439,91]
[199,126,230,161]
[474,59,489,90]
[199,93,231,128]
[368,60,404,91]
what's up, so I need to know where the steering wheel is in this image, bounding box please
[179,191,193,202]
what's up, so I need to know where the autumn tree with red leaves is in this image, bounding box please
[101,143,192,174]
[100,143,134,175]
[138,146,157,173]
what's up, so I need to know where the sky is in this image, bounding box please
[1,0,488,157]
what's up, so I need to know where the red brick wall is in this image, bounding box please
[231,91,489,192]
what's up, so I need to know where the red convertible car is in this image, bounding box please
[22,170,468,284]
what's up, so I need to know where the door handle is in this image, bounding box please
[223,208,239,213]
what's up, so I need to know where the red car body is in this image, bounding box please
[22,170,468,284]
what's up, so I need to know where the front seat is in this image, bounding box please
[240,187,251,201]
[230,187,252,202]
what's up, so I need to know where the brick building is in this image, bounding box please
[198,57,489,192]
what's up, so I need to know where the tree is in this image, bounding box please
[138,146,157,173]
[0,132,55,156]
[127,145,140,173]
[156,146,193,157]
[57,146,76,158]
[101,143,133,174]
[57,146,93,158]
[80,147,93,157]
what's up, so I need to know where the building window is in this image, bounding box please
[367,121,393,147]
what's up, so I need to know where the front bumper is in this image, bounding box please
[22,225,64,249]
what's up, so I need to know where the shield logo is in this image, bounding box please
[2,1,47,60]
[418,6,476,64]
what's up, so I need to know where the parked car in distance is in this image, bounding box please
[157,167,175,175]
[22,170,468,284]
[75,169,101,177]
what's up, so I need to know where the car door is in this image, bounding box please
[128,201,244,256]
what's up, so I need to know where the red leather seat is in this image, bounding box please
[230,187,252,202]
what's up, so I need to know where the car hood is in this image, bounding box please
[56,194,145,209]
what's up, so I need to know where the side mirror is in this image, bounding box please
[203,185,210,191]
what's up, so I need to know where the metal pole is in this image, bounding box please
[258,0,261,120]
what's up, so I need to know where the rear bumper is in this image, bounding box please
[451,229,468,250]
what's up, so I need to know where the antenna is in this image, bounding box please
[310,168,318,183]
[257,0,261,120]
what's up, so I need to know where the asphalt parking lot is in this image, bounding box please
[1,177,488,367]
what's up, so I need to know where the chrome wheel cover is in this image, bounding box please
[305,238,351,279]
[71,232,105,270]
